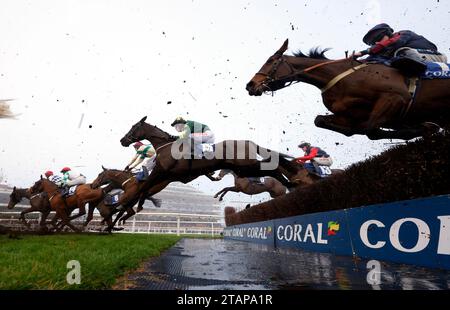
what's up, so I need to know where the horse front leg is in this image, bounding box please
[39,209,51,231]
[19,208,35,227]
[118,207,135,225]
[214,186,238,201]
[68,201,86,221]
[83,203,96,227]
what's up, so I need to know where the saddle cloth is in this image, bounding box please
[201,143,215,153]
[104,189,123,206]
[67,185,78,196]
[422,62,450,79]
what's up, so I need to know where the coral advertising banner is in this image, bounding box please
[224,195,450,270]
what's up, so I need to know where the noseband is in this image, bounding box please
[255,55,297,92]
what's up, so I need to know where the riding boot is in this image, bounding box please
[142,166,149,179]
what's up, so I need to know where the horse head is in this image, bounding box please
[246,39,332,96]
[120,116,148,146]
[92,166,132,189]
[91,166,112,189]
[120,116,174,148]
[7,186,21,209]
[246,39,293,95]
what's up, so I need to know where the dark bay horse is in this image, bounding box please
[212,169,287,201]
[31,178,104,232]
[120,117,299,209]
[246,39,450,140]
[91,167,164,229]
[7,186,52,229]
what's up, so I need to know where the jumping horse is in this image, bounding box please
[120,116,302,210]
[246,39,450,140]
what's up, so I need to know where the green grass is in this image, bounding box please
[0,233,181,289]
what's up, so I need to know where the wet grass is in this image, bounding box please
[0,233,181,289]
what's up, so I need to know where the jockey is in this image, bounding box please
[353,23,447,75]
[171,116,215,157]
[60,167,86,196]
[125,141,156,182]
[44,170,63,187]
[295,141,333,174]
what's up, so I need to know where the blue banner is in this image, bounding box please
[224,195,450,270]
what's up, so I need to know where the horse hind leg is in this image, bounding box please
[118,208,135,225]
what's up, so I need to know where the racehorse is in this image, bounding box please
[7,186,52,230]
[212,169,287,201]
[31,178,104,232]
[120,116,299,210]
[246,39,450,140]
[91,167,164,230]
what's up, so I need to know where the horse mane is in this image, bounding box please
[293,47,331,59]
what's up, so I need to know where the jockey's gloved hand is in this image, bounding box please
[170,135,178,140]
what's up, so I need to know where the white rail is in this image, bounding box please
[0,206,224,236]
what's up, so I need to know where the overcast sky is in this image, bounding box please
[1,0,448,205]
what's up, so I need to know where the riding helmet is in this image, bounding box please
[133,141,144,148]
[171,116,187,127]
[298,141,311,148]
[44,171,53,178]
[60,167,71,173]
[363,23,394,45]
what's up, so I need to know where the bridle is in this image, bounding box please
[255,54,351,93]
[255,54,299,93]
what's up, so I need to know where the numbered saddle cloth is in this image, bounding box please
[317,166,332,178]
[67,185,78,196]
[104,189,123,206]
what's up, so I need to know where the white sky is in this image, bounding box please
[1,0,449,205]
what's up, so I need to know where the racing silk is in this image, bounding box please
[178,120,211,140]
[368,30,438,58]
[48,175,63,187]
[62,170,83,184]
[296,146,330,162]
[128,144,156,169]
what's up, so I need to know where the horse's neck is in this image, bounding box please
[110,171,133,186]
[17,188,30,199]
[289,56,349,89]
[42,181,59,194]
[142,123,171,149]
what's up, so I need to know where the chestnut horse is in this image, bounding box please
[7,186,52,230]
[31,178,104,232]
[246,39,450,140]
[212,169,287,201]
[120,117,300,210]
[91,167,165,230]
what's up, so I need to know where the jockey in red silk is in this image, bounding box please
[296,141,333,174]
[353,23,447,75]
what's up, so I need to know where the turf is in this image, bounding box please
[0,233,181,289]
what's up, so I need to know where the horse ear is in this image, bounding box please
[140,116,147,123]
[102,165,106,171]
[275,39,289,55]
[13,186,16,190]
[40,175,43,180]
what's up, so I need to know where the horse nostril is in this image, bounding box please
[246,81,254,91]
